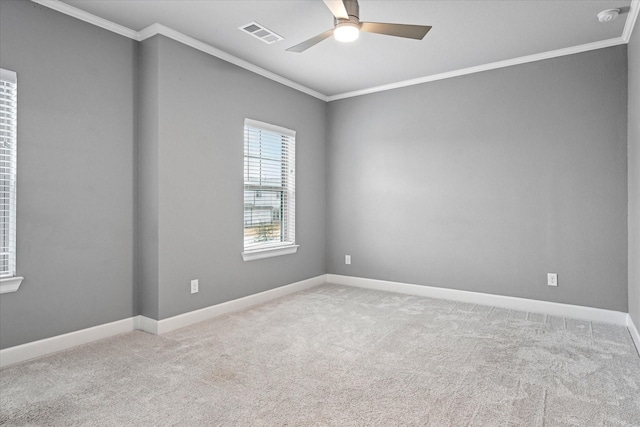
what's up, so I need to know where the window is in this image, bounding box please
[0,69,21,294]
[243,119,297,261]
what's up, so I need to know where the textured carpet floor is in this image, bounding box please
[1,284,639,426]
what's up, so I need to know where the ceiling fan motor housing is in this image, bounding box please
[335,15,361,27]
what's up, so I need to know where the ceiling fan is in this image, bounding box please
[286,0,432,53]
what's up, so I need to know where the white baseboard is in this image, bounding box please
[2,274,631,368]
[628,314,640,354]
[327,274,628,326]
[1,275,326,367]
[0,317,138,368]
[135,314,159,335]
[139,274,326,335]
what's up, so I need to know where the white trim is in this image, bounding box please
[29,0,637,103]
[327,37,626,101]
[0,317,137,368]
[137,24,328,101]
[242,245,299,262]
[0,277,24,294]
[136,22,161,42]
[0,275,325,368]
[622,0,640,42]
[26,3,326,101]
[327,274,628,326]
[143,274,326,335]
[0,69,17,83]
[1,275,635,367]
[628,314,640,355]
[30,0,139,40]
[245,118,296,138]
[135,315,158,335]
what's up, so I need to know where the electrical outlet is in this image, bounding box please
[345,255,351,265]
[547,273,558,287]
[190,279,199,294]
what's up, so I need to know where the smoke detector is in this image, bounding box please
[597,9,620,23]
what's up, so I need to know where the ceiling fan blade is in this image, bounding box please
[323,0,349,19]
[360,22,432,40]
[286,29,334,53]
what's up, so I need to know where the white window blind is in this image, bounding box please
[0,69,17,278]
[243,119,295,253]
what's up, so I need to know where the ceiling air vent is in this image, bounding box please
[239,22,283,44]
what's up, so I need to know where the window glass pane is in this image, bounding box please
[243,120,294,252]
[0,69,17,277]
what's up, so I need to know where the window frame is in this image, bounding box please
[0,68,23,294]
[242,118,298,261]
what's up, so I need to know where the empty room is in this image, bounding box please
[1,0,639,424]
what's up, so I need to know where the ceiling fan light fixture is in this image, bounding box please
[334,22,360,42]
[286,0,431,52]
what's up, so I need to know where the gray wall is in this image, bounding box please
[0,1,326,348]
[0,0,138,348]
[629,25,640,328]
[327,46,628,312]
[140,36,326,320]
[0,0,633,350]
[138,37,160,320]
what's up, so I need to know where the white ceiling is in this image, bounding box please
[53,0,636,98]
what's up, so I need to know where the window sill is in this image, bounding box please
[242,245,299,261]
[0,276,24,294]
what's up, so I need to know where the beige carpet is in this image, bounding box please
[1,284,639,426]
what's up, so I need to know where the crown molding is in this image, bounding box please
[28,0,327,101]
[30,0,138,40]
[136,23,160,42]
[30,0,637,103]
[137,24,328,101]
[327,37,626,101]
[622,0,640,42]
